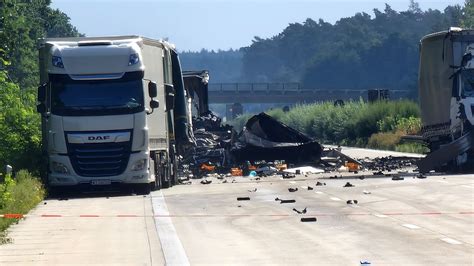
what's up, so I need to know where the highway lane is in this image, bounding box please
[0,147,472,265]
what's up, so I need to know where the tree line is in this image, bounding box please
[0,0,80,172]
[182,1,474,93]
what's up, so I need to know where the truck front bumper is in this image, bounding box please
[48,152,153,186]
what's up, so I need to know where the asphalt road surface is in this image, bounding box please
[0,148,472,265]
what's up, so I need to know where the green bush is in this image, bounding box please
[367,132,403,150]
[0,170,45,238]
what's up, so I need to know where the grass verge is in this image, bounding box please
[0,170,45,244]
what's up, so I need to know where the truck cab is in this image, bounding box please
[37,36,189,193]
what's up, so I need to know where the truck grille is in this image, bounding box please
[66,133,132,177]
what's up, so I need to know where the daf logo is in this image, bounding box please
[88,136,110,141]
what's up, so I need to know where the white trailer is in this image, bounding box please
[37,36,191,193]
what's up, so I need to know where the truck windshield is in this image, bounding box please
[50,71,145,116]
[461,69,474,97]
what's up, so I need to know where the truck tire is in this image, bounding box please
[160,151,172,189]
[151,152,161,191]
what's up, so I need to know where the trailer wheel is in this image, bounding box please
[161,151,172,189]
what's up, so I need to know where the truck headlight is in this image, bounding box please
[51,161,69,174]
[131,159,147,171]
[128,53,139,66]
[52,56,64,68]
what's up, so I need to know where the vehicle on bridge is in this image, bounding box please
[36,36,194,193]
[417,28,474,172]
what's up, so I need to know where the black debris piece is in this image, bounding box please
[359,176,365,180]
[293,207,307,214]
[301,217,317,222]
[280,199,296,204]
[237,197,250,201]
[316,181,324,186]
[363,156,419,172]
[288,188,298,192]
[391,176,404,181]
[200,179,212,185]
[343,182,354,187]
[353,200,358,204]
[222,179,228,184]
[237,205,242,208]
[275,197,281,201]
[373,171,383,175]
[307,186,314,190]
[346,200,353,204]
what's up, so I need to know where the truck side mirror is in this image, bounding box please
[148,81,158,98]
[165,84,175,110]
[38,84,47,102]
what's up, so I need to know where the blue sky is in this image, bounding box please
[51,0,465,51]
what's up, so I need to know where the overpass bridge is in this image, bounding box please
[207,83,413,104]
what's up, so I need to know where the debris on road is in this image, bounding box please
[346,200,358,204]
[343,182,354,187]
[300,217,317,222]
[282,172,296,179]
[307,186,314,190]
[288,188,298,192]
[316,181,326,186]
[292,207,307,214]
[200,179,212,185]
[237,197,250,201]
[363,190,371,194]
[248,188,257,192]
[280,199,296,204]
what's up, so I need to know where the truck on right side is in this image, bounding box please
[417,27,474,173]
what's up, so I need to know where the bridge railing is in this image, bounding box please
[208,83,302,93]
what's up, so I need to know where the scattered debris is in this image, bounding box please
[282,172,296,179]
[307,186,314,190]
[222,179,228,184]
[288,188,298,192]
[343,182,354,187]
[315,181,326,186]
[248,188,257,192]
[300,217,317,222]
[360,260,371,265]
[347,200,358,204]
[237,197,250,201]
[363,190,371,194]
[280,199,296,204]
[359,176,365,180]
[416,173,427,179]
[391,176,404,181]
[354,200,358,204]
[293,207,307,214]
[200,179,212,185]
[347,200,353,204]
[275,197,281,201]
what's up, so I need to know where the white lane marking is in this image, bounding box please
[315,191,324,194]
[330,197,341,201]
[440,238,462,245]
[300,186,308,189]
[402,223,420,229]
[374,214,387,218]
[288,181,296,184]
[151,191,190,266]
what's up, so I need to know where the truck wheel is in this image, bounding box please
[160,152,172,189]
[151,152,161,191]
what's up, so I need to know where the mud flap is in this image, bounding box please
[417,130,473,173]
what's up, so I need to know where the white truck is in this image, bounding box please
[417,28,474,172]
[37,36,194,193]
